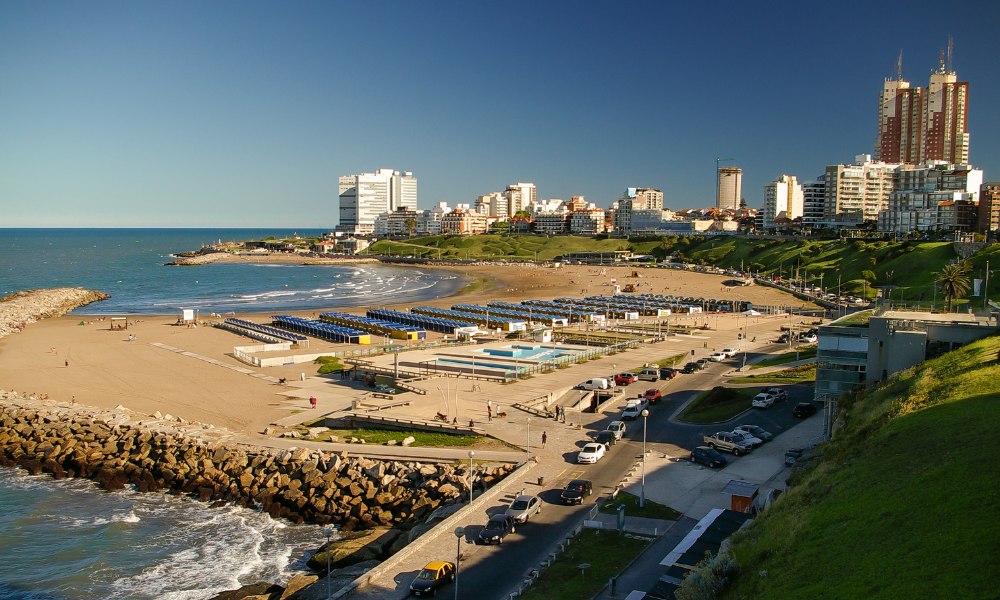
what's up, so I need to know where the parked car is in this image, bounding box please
[703,431,753,456]
[595,430,617,449]
[696,358,710,369]
[729,429,763,449]
[621,399,647,420]
[643,389,662,403]
[614,373,638,385]
[637,367,660,381]
[764,387,787,402]
[682,362,699,374]
[409,561,456,597]
[752,392,776,409]
[605,420,627,440]
[690,446,727,468]
[659,367,678,379]
[793,402,818,418]
[576,377,611,390]
[560,479,593,505]
[709,352,728,362]
[734,424,774,442]
[477,514,517,544]
[577,442,607,464]
[800,333,818,343]
[505,494,542,523]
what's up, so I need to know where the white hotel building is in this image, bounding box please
[337,169,418,235]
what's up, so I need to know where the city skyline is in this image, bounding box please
[2,1,999,228]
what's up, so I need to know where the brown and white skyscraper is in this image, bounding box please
[874,42,970,165]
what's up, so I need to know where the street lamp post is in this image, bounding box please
[468,451,475,504]
[324,527,334,600]
[454,527,465,600]
[526,417,531,461]
[640,409,649,508]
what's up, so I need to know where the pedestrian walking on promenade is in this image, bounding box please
[309,396,317,409]
[541,431,547,449]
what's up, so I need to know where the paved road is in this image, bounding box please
[440,346,814,600]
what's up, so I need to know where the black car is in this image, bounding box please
[792,402,818,418]
[690,446,727,468]
[682,362,699,374]
[559,479,593,505]
[595,430,617,449]
[659,367,678,379]
[409,561,455,596]
[477,514,516,544]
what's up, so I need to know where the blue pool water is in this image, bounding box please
[480,345,577,360]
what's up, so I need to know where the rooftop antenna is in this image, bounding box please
[946,35,954,73]
[896,49,903,81]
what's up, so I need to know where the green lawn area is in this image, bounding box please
[629,353,688,372]
[519,529,652,600]
[675,386,758,423]
[750,346,816,369]
[719,334,1000,599]
[299,425,483,447]
[599,491,681,521]
[728,364,816,384]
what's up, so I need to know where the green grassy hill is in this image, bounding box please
[368,234,1000,307]
[705,334,1000,599]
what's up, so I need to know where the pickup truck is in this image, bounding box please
[703,431,752,456]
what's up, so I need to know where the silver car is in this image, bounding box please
[734,424,774,442]
[504,494,543,523]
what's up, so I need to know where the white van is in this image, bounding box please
[576,377,611,390]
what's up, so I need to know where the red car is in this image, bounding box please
[614,373,638,385]
[643,389,662,403]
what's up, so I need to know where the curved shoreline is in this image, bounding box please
[167,252,381,266]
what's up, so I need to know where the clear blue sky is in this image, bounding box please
[2,0,998,228]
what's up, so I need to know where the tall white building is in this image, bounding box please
[717,167,742,210]
[802,176,826,227]
[823,155,899,225]
[504,182,537,215]
[338,169,418,234]
[762,175,803,229]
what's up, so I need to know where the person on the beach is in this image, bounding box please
[309,396,317,409]
[541,431,547,448]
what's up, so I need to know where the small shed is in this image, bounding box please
[721,479,759,513]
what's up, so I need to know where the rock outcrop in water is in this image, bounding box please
[0,288,110,339]
[0,393,513,531]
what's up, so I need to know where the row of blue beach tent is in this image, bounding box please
[452,303,569,327]
[366,309,475,335]
[521,300,604,323]
[320,311,426,341]
[412,306,527,332]
[271,315,371,345]
[221,318,308,343]
[496,300,599,323]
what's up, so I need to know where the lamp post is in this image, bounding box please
[453,527,465,600]
[526,417,531,461]
[324,526,334,600]
[640,409,649,508]
[468,451,475,504]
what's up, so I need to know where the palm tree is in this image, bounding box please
[936,262,972,312]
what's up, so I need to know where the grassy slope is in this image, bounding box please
[720,334,1000,599]
[368,234,999,305]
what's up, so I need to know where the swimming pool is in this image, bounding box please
[480,344,578,360]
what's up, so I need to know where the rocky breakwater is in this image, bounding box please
[0,287,110,339]
[0,393,513,534]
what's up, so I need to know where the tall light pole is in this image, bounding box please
[468,450,475,504]
[454,527,465,600]
[526,417,531,461]
[715,157,735,208]
[640,409,649,508]
[324,527,334,600]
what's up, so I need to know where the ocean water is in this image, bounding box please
[0,228,467,598]
[0,467,327,599]
[0,228,466,314]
